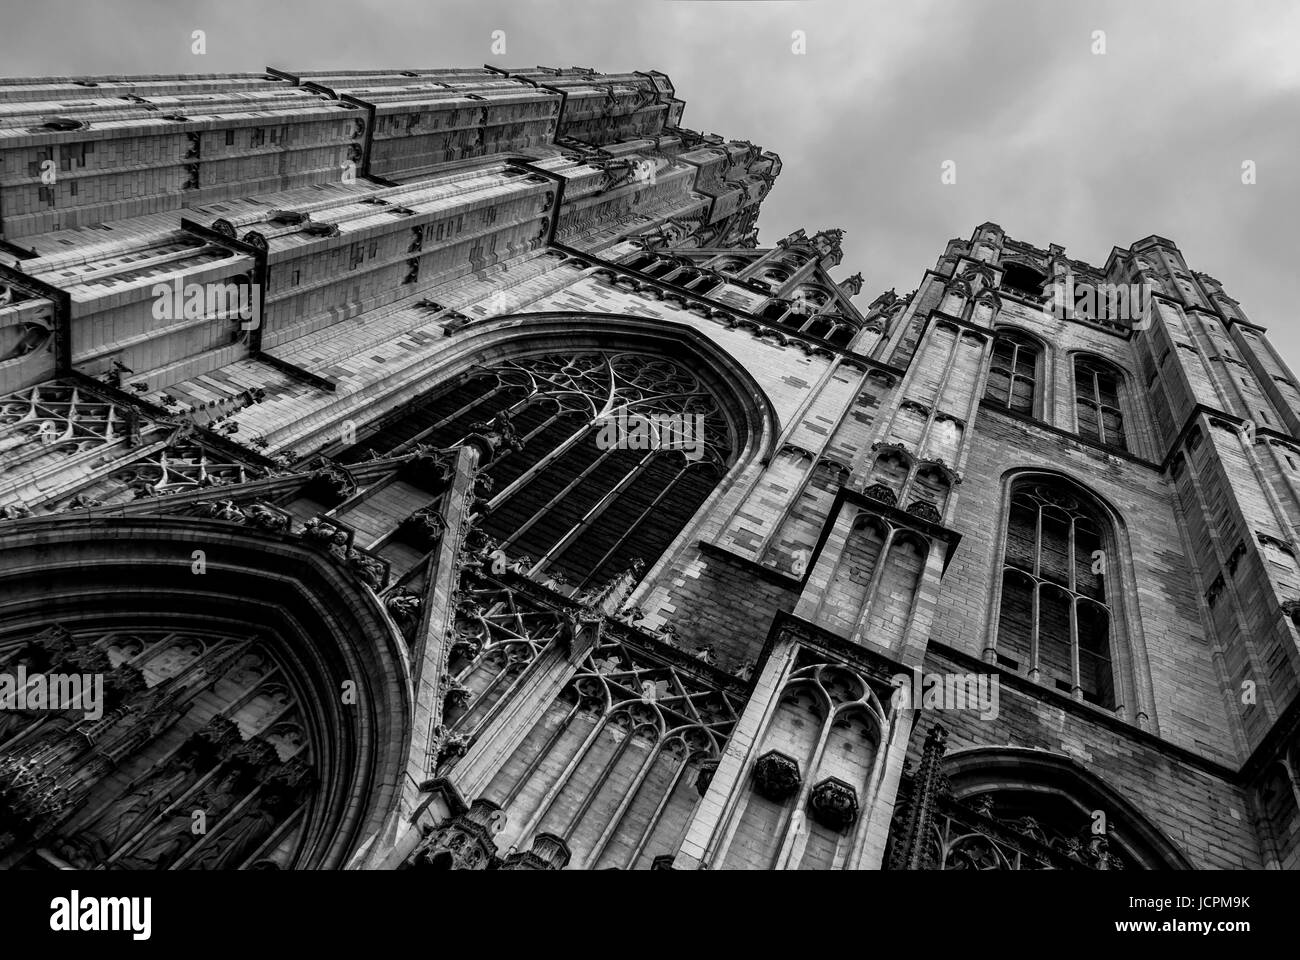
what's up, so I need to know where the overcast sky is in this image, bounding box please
[4,0,1298,366]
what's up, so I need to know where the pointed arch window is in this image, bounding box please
[1074,357,1127,451]
[338,350,737,591]
[995,479,1117,709]
[984,331,1042,415]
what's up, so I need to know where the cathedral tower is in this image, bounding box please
[0,65,1293,872]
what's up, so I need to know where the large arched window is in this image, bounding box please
[984,330,1042,415]
[339,350,736,590]
[995,479,1117,709]
[1074,356,1127,451]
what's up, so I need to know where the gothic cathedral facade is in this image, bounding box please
[0,65,1296,871]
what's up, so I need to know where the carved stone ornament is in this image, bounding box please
[304,457,357,504]
[809,777,859,831]
[386,591,422,630]
[443,680,472,712]
[863,482,898,506]
[499,832,571,870]
[190,499,292,533]
[752,750,801,802]
[434,731,471,769]
[466,412,524,460]
[695,760,719,797]
[906,500,942,524]
[405,446,454,486]
[337,533,374,573]
[241,231,269,254]
[408,798,506,871]
[1281,599,1300,626]
[401,506,446,547]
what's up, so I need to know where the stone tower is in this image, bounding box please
[0,66,1294,872]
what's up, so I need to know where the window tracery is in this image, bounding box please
[0,383,130,478]
[1074,356,1128,451]
[995,480,1116,708]
[885,728,1181,870]
[901,788,1133,870]
[984,330,1042,415]
[341,351,735,589]
[469,619,742,869]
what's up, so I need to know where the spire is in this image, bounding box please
[865,287,898,320]
[887,723,948,870]
[774,227,844,266]
[775,228,807,249]
[810,227,845,267]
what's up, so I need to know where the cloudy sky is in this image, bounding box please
[5,0,1298,364]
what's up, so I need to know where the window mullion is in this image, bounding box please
[1069,597,1082,700]
[1028,580,1041,681]
[1092,372,1105,444]
[499,441,623,552]
[1034,504,1043,579]
[1067,517,1077,593]
[534,450,658,576]
[486,417,590,511]
[384,381,512,456]
[574,461,690,590]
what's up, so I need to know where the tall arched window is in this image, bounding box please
[984,331,1041,415]
[339,350,735,590]
[1074,357,1127,451]
[995,479,1117,708]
